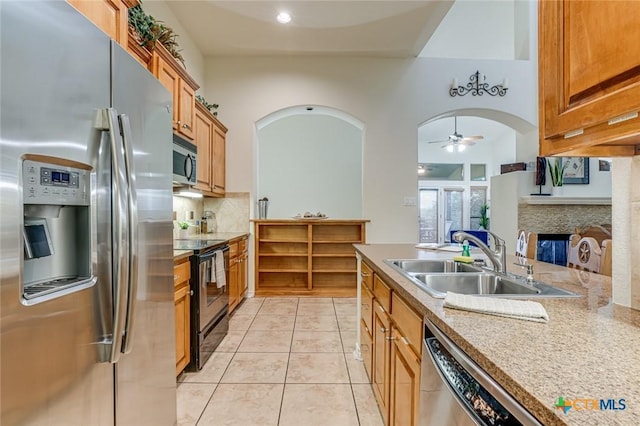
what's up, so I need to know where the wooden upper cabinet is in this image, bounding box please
[68,0,135,47]
[539,1,640,156]
[211,118,227,196]
[193,103,212,192]
[178,80,196,140]
[151,44,199,141]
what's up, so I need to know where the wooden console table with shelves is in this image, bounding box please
[253,219,369,297]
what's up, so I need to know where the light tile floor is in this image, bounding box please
[177,297,384,426]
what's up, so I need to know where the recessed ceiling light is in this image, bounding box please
[276,12,291,24]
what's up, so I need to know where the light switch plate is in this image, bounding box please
[403,196,417,206]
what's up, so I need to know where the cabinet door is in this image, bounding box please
[539,1,640,154]
[178,80,195,140]
[360,319,373,383]
[174,284,190,375]
[193,108,212,192]
[361,282,373,334]
[68,0,128,46]
[228,257,239,313]
[372,299,391,424]
[153,55,179,131]
[240,248,249,298]
[211,124,226,196]
[389,327,421,426]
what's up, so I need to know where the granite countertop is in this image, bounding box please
[355,244,640,426]
[173,250,193,262]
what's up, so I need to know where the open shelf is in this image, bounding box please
[254,220,367,296]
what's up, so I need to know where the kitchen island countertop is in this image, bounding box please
[355,243,640,426]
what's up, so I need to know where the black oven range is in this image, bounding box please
[174,239,229,371]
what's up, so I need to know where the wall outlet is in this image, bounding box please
[403,196,417,206]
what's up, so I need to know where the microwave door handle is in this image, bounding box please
[101,108,129,364]
[185,154,194,181]
[118,114,138,354]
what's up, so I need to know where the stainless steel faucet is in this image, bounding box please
[452,231,507,274]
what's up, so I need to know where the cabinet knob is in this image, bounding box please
[379,327,388,334]
[177,120,182,125]
[385,336,396,342]
[182,123,191,130]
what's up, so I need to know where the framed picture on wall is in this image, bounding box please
[562,157,589,184]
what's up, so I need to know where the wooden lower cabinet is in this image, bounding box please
[229,236,249,314]
[389,326,421,426]
[174,258,191,376]
[362,261,423,426]
[372,299,391,424]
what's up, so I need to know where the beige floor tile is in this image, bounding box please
[249,314,296,331]
[286,353,349,384]
[214,330,247,353]
[344,354,370,384]
[333,297,356,304]
[291,331,343,352]
[341,331,357,353]
[296,302,336,316]
[279,384,359,426]
[298,297,334,304]
[220,352,288,383]
[337,314,357,331]
[352,384,384,426]
[262,297,299,305]
[334,302,356,317]
[233,299,264,316]
[180,352,234,384]
[176,382,216,426]
[258,301,298,316]
[295,314,339,331]
[228,314,255,331]
[197,384,283,426]
[237,330,293,352]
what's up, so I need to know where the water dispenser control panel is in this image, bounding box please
[23,159,90,206]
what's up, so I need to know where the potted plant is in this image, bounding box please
[177,221,190,238]
[479,204,489,230]
[548,158,568,195]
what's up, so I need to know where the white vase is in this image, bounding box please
[178,228,189,238]
[551,185,564,196]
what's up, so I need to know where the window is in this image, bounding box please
[470,164,487,181]
[418,189,438,243]
[444,188,464,242]
[469,187,488,230]
[418,163,464,181]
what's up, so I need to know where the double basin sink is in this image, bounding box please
[384,259,579,299]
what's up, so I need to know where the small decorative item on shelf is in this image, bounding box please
[294,211,328,220]
[549,157,568,196]
[196,95,219,116]
[257,197,269,219]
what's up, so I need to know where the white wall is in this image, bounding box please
[257,114,363,218]
[142,1,206,91]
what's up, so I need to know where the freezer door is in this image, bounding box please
[111,43,176,425]
[0,2,114,425]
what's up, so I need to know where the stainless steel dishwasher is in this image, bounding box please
[419,318,542,426]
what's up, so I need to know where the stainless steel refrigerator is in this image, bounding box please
[0,2,176,425]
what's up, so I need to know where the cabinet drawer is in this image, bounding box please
[391,293,422,357]
[361,282,374,334]
[373,275,391,312]
[361,261,374,291]
[229,241,239,258]
[239,237,248,253]
[173,260,190,286]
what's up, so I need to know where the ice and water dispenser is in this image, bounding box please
[21,157,95,302]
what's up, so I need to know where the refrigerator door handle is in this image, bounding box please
[118,114,139,354]
[103,108,129,363]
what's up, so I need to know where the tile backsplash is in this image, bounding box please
[172,192,250,237]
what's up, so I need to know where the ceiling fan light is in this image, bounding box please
[457,144,466,152]
[446,144,454,153]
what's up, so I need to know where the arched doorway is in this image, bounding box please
[255,105,364,219]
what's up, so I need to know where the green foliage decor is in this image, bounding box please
[128,1,185,67]
[479,204,489,230]
[196,95,219,116]
[548,158,568,186]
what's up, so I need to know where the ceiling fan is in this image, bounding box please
[426,116,484,152]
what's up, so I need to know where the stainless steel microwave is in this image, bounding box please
[173,134,197,186]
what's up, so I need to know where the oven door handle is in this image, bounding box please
[198,246,229,262]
